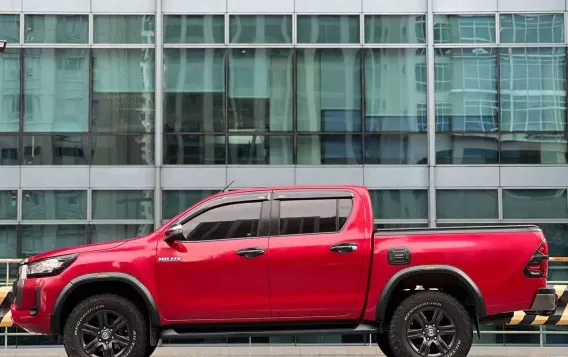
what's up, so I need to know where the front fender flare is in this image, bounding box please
[51,272,161,334]
[375,265,487,323]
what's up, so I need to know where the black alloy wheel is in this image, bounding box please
[79,310,132,357]
[405,307,456,357]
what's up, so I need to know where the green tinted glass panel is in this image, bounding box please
[229,49,293,131]
[436,190,498,219]
[501,14,564,43]
[365,49,426,132]
[230,15,292,44]
[503,189,568,219]
[0,49,20,132]
[370,190,428,219]
[91,135,154,165]
[23,48,89,132]
[0,226,17,258]
[162,190,217,220]
[0,191,16,220]
[91,224,153,243]
[22,190,87,220]
[21,225,87,257]
[25,15,88,43]
[0,14,20,42]
[297,49,361,132]
[365,15,425,44]
[433,15,495,43]
[92,191,154,220]
[164,15,224,43]
[298,15,359,44]
[94,15,155,44]
[92,49,155,133]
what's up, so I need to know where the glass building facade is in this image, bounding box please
[1,0,568,347]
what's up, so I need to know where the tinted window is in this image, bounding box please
[279,198,352,236]
[183,202,262,241]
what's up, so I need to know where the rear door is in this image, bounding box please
[267,189,370,319]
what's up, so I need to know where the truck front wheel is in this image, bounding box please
[387,291,473,357]
[63,294,149,357]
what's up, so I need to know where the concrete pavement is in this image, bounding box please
[1,346,568,356]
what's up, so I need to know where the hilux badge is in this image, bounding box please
[158,257,181,262]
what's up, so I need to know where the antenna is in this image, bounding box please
[221,180,235,193]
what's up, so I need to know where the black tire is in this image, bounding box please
[388,291,473,357]
[376,332,396,357]
[63,294,149,357]
[144,344,157,357]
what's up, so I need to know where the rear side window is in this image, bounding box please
[278,198,353,236]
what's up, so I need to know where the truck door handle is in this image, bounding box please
[330,243,358,253]
[236,247,265,258]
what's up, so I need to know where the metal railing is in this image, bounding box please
[1,258,568,349]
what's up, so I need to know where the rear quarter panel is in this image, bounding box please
[363,228,546,320]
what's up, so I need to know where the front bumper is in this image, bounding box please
[526,287,558,316]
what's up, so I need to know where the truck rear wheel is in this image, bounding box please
[63,294,149,357]
[375,332,395,357]
[387,291,473,357]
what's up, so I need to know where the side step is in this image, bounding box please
[161,323,377,339]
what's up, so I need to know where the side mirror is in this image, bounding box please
[164,224,183,243]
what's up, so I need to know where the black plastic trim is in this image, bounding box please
[29,285,40,316]
[523,240,549,279]
[51,272,161,335]
[273,190,354,201]
[376,265,487,322]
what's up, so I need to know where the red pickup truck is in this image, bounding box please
[11,185,555,357]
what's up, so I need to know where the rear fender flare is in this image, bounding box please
[375,265,486,323]
[51,272,160,334]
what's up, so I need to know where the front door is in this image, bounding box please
[156,193,272,322]
[267,190,369,319]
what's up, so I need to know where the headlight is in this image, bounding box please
[27,254,78,278]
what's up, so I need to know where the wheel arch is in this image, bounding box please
[51,272,161,335]
[375,265,486,323]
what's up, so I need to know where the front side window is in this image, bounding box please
[278,198,353,236]
[182,201,262,241]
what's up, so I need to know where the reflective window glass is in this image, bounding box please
[22,190,87,220]
[229,49,292,132]
[91,224,153,243]
[21,224,87,257]
[0,136,19,165]
[537,223,568,259]
[182,201,262,241]
[228,135,293,164]
[500,133,568,164]
[162,190,218,220]
[164,134,225,165]
[365,49,427,132]
[370,190,428,220]
[23,135,88,165]
[0,15,20,42]
[164,15,224,44]
[0,226,17,258]
[24,49,89,132]
[503,189,568,219]
[279,199,346,235]
[436,133,499,164]
[500,48,566,132]
[0,191,16,220]
[25,15,88,43]
[92,191,154,221]
[500,14,564,43]
[230,15,292,44]
[297,134,362,165]
[297,49,361,132]
[164,49,225,133]
[91,134,154,165]
[435,48,497,132]
[365,15,426,44]
[434,15,495,43]
[365,134,428,165]
[93,49,155,133]
[0,49,20,132]
[297,15,359,44]
[94,15,155,44]
[436,190,498,219]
